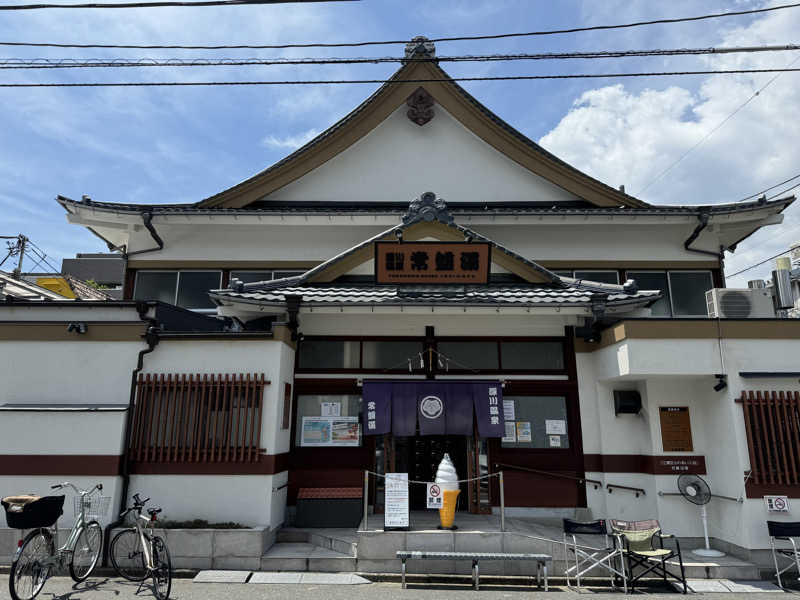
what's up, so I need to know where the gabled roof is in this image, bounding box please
[210,193,651,309]
[198,53,649,209]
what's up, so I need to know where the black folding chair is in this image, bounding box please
[562,518,627,591]
[768,520,800,588]
[611,519,686,594]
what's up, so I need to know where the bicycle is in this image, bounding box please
[109,493,171,600]
[3,481,107,600]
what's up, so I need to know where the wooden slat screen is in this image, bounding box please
[131,373,267,463]
[739,390,800,485]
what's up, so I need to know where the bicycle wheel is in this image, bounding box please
[110,528,147,581]
[9,528,55,600]
[151,536,171,600]
[69,520,103,582]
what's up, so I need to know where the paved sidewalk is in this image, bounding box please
[0,575,794,600]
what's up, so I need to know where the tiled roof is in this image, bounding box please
[56,195,794,217]
[211,283,660,307]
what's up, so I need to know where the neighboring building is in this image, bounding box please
[61,252,125,299]
[2,38,799,568]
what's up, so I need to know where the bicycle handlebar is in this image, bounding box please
[50,482,103,495]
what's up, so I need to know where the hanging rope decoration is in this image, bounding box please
[384,349,480,374]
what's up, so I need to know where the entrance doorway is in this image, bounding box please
[394,436,468,511]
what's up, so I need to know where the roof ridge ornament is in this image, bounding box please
[404,35,436,61]
[403,191,454,225]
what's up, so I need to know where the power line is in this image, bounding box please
[26,240,60,273]
[735,172,800,203]
[637,54,800,195]
[1,2,799,47]
[728,243,800,278]
[3,67,800,87]
[3,44,800,69]
[0,0,351,10]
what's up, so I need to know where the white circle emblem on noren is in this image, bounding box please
[419,395,444,419]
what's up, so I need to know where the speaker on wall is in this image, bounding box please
[614,390,642,415]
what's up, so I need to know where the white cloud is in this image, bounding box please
[261,128,321,150]
[538,1,800,286]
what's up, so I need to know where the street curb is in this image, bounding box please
[0,565,198,579]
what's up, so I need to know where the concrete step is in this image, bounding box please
[261,543,356,572]
[667,555,760,580]
[277,528,358,557]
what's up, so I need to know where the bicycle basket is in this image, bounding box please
[74,495,111,521]
[2,495,64,529]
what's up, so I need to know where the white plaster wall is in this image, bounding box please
[300,313,571,337]
[0,476,123,527]
[128,474,280,528]
[124,219,713,264]
[143,338,293,456]
[580,336,800,550]
[0,410,126,455]
[0,305,141,322]
[266,104,580,204]
[1,341,144,405]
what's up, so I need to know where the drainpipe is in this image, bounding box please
[684,210,725,260]
[102,301,160,566]
[123,211,164,259]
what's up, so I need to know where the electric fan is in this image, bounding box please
[677,474,726,558]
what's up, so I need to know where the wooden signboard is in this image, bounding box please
[659,406,693,452]
[375,242,491,284]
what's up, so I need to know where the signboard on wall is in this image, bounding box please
[300,416,360,447]
[659,407,694,452]
[385,473,409,528]
[375,242,491,284]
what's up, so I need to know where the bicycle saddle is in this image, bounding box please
[147,507,162,517]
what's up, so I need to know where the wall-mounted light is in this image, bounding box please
[394,229,403,241]
[67,322,88,334]
[713,374,727,392]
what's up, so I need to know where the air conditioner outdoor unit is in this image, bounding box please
[706,288,775,319]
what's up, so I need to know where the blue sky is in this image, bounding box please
[1,0,798,284]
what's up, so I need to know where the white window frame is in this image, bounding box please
[667,270,714,318]
[134,269,222,312]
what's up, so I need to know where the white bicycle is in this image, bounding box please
[109,493,171,600]
[3,481,107,600]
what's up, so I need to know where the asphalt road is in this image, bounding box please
[0,576,793,600]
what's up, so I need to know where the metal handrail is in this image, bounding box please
[496,462,602,489]
[606,483,646,497]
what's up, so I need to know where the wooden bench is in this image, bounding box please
[294,487,363,528]
[396,550,551,591]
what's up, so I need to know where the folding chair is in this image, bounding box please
[562,518,627,591]
[767,520,800,588]
[611,519,686,594]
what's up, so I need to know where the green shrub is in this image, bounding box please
[156,519,247,529]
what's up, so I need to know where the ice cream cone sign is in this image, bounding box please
[435,453,460,529]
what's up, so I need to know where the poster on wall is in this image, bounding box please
[385,473,409,529]
[301,417,332,446]
[545,420,567,435]
[549,435,561,448]
[301,416,360,446]
[331,417,360,446]
[503,399,516,421]
[659,407,694,452]
[516,421,532,443]
[502,421,516,443]
[321,402,341,417]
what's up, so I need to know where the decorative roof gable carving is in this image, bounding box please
[406,87,435,126]
[403,191,453,225]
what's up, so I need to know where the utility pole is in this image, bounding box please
[12,235,27,279]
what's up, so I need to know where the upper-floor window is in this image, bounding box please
[626,270,713,317]
[134,270,221,310]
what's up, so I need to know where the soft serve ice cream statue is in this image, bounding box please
[435,453,460,529]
